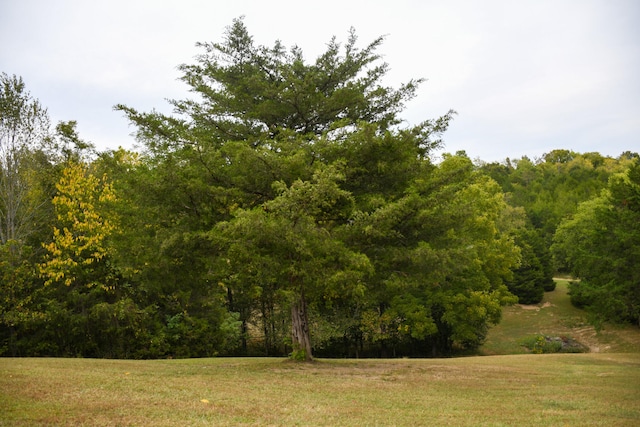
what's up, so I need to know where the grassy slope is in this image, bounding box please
[481,279,640,355]
[1,280,639,426]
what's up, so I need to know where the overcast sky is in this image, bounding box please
[1,0,638,162]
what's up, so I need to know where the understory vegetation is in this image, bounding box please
[1,19,638,359]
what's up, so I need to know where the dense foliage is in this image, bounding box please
[552,159,640,327]
[1,22,637,358]
[480,150,634,303]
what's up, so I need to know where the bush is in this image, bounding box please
[289,349,309,361]
[512,282,544,305]
[520,335,562,354]
[543,279,556,292]
[520,334,589,354]
[568,281,592,309]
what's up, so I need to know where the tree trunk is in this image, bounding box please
[291,291,313,361]
[241,319,248,354]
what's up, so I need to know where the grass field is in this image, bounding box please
[2,279,639,426]
[2,354,640,426]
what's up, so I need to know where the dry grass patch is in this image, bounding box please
[2,354,640,426]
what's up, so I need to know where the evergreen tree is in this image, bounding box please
[117,18,453,358]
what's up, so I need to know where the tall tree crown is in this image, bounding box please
[0,73,53,244]
[117,18,429,153]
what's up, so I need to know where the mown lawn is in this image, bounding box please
[2,353,640,426]
[3,279,640,426]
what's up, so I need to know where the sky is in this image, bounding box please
[1,0,638,162]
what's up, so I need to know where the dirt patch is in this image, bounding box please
[517,304,539,311]
[517,301,554,311]
[571,326,606,353]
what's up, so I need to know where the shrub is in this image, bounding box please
[543,279,556,292]
[519,334,587,354]
[289,349,309,361]
[520,335,561,354]
[568,281,593,309]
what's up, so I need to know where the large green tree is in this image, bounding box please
[505,226,548,304]
[116,18,454,358]
[213,164,372,360]
[344,153,519,356]
[552,160,640,327]
[93,147,240,358]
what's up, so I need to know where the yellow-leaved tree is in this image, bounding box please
[40,161,118,290]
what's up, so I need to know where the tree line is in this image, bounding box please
[1,19,638,359]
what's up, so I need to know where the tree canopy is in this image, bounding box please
[1,20,637,359]
[553,160,640,327]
